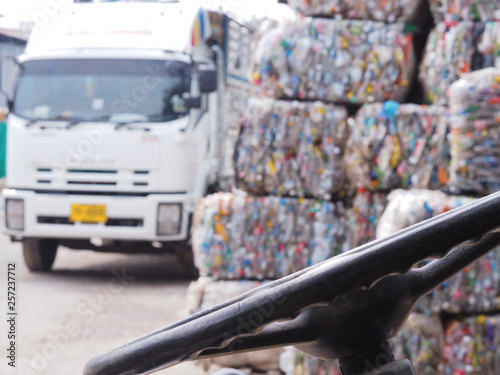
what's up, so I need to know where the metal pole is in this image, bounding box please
[212,44,225,188]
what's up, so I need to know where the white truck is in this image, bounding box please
[1,1,255,271]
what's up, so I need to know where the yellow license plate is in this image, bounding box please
[69,204,107,223]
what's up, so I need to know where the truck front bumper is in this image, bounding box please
[2,189,191,242]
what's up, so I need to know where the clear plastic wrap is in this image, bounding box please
[420,22,500,105]
[191,192,349,280]
[448,68,500,195]
[345,102,450,192]
[429,0,500,22]
[287,0,425,23]
[235,98,349,199]
[375,189,474,239]
[252,18,415,104]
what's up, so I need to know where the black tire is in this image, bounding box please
[175,245,199,278]
[22,239,58,272]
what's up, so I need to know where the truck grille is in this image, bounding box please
[67,181,117,186]
[67,169,118,174]
[37,216,144,227]
[34,168,151,189]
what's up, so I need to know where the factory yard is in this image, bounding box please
[0,234,206,375]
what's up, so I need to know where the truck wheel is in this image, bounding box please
[175,246,199,278]
[22,239,58,272]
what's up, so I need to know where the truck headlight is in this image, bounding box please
[157,203,182,235]
[6,199,24,231]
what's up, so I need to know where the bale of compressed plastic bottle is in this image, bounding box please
[376,189,475,239]
[185,277,282,373]
[252,18,416,104]
[420,22,500,105]
[287,0,426,23]
[376,189,500,315]
[443,316,500,375]
[448,68,500,195]
[191,192,350,280]
[279,313,444,375]
[390,314,445,375]
[429,0,500,22]
[235,98,349,199]
[347,188,388,249]
[185,277,270,314]
[440,249,500,315]
[345,101,450,192]
[279,347,341,375]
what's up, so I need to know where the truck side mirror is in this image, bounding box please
[0,56,20,110]
[0,91,12,112]
[182,93,201,109]
[198,65,217,93]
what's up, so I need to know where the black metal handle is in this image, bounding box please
[83,191,500,375]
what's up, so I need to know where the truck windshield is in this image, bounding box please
[12,59,191,123]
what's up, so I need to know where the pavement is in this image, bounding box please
[0,234,208,375]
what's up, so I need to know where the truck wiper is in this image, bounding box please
[114,119,152,131]
[107,113,150,130]
[25,119,42,128]
[25,119,69,129]
[65,115,112,129]
[65,118,84,129]
[114,121,136,130]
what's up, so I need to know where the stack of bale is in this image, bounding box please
[368,73,500,371]
[345,1,500,371]
[191,0,425,284]
[370,68,500,373]
[189,2,500,374]
[190,1,440,374]
[440,68,500,375]
[192,0,424,284]
[407,1,500,372]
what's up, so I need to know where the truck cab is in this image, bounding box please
[2,1,251,271]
